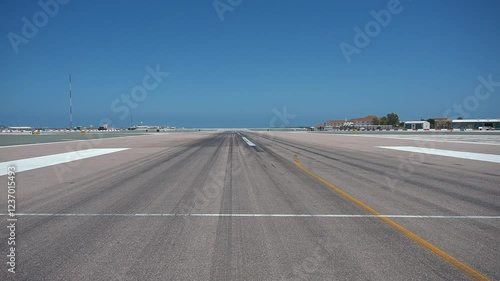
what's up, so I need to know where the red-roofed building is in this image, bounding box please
[316,115,392,131]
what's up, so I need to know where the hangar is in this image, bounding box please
[452,119,500,130]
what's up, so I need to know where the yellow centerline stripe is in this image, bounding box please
[293,153,490,281]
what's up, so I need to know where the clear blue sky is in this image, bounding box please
[1,0,499,128]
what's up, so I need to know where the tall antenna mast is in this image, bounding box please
[69,74,72,129]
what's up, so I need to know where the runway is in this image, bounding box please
[0,131,498,280]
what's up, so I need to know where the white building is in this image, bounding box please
[404,121,430,130]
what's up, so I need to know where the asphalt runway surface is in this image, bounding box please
[0,131,498,280]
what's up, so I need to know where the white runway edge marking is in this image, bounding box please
[0,148,129,176]
[241,136,256,147]
[378,146,500,164]
[1,213,499,219]
[0,134,145,149]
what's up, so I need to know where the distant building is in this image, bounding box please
[317,115,392,131]
[404,121,430,130]
[349,115,378,127]
[451,119,500,130]
[8,126,33,131]
[433,117,451,129]
[322,119,346,130]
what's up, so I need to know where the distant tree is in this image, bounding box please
[379,116,388,125]
[426,118,436,129]
[457,116,463,120]
[386,113,400,127]
[372,117,380,125]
